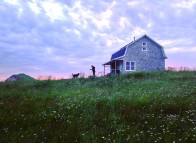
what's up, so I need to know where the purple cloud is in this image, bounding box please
[0,0,196,80]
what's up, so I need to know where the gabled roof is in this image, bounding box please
[111,46,127,60]
[103,34,167,65]
[129,34,167,59]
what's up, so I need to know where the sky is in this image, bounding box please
[0,0,196,80]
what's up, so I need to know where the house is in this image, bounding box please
[103,34,167,75]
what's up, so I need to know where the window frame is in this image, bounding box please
[125,61,136,71]
[142,42,147,51]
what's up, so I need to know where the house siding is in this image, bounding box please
[121,37,165,73]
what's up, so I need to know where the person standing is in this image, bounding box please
[90,65,96,77]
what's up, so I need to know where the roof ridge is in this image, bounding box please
[110,34,167,61]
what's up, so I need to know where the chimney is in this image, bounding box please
[133,37,135,41]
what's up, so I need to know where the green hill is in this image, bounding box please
[5,73,35,82]
[0,71,195,143]
[17,73,35,81]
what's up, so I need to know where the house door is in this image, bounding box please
[118,62,123,71]
[117,61,123,73]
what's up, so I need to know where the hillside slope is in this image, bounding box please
[5,73,35,82]
[0,71,195,143]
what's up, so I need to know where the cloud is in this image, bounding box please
[40,1,65,21]
[0,0,196,80]
[28,1,41,14]
[4,0,20,5]
[171,0,196,10]
[119,17,131,30]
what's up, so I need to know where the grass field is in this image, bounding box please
[0,71,195,143]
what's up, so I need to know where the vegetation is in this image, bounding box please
[16,73,35,81]
[5,73,35,82]
[0,71,195,143]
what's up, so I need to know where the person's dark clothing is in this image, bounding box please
[91,65,95,77]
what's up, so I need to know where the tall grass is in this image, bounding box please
[0,71,195,143]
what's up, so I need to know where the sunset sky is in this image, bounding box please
[0,0,196,80]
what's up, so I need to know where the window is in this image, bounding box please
[126,61,136,71]
[142,42,147,51]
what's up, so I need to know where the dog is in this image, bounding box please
[72,73,79,78]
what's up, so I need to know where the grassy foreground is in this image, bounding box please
[0,71,195,143]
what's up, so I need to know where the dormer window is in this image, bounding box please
[142,42,147,51]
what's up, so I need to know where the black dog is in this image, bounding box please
[72,73,79,78]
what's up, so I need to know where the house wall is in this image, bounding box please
[121,37,165,73]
